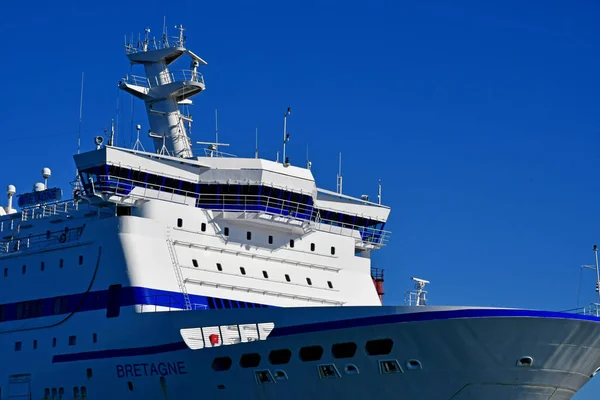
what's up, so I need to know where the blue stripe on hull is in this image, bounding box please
[52,341,188,363]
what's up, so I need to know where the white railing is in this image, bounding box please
[122,70,205,89]
[0,226,85,255]
[92,174,391,247]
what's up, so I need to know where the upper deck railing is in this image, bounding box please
[91,174,390,246]
[122,70,205,89]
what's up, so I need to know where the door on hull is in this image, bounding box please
[8,374,30,400]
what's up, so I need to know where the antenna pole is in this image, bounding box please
[255,127,258,159]
[283,108,291,163]
[378,179,382,205]
[336,152,343,194]
[594,245,600,303]
[78,72,84,155]
[215,109,219,154]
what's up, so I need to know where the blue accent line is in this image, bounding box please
[52,341,189,363]
[269,308,600,338]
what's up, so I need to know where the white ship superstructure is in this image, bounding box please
[2,24,600,400]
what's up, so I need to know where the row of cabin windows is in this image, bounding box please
[191,260,334,289]
[177,219,336,255]
[3,256,84,278]
[15,333,98,351]
[212,339,394,371]
[44,387,87,399]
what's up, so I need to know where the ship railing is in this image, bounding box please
[0,226,85,255]
[20,199,80,221]
[94,174,390,246]
[404,290,428,306]
[560,303,600,317]
[122,70,205,89]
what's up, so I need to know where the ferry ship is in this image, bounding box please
[2,24,600,400]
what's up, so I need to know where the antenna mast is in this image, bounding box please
[255,127,258,159]
[283,108,291,164]
[378,179,382,205]
[215,109,219,154]
[336,152,343,194]
[78,72,84,155]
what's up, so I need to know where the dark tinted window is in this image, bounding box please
[240,267,246,275]
[192,259,198,267]
[177,218,183,228]
[212,357,232,371]
[299,346,323,362]
[285,274,291,282]
[311,243,315,252]
[247,231,252,240]
[332,342,357,359]
[289,240,295,248]
[201,223,206,232]
[269,349,292,365]
[106,284,122,318]
[240,353,261,368]
[306,278,312,286]
[365,339,393,356]
[217,263,222,271]
[224,227,229,236]
[268,235,273,244]
[331,247,336,255]
[327,281,333,289]
[263,271,269,279]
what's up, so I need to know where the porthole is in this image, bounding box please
[332,342,357,359]
[269,349,292,365]
[273,370,288,381]
[212,357,232,371]
[344,364,359,375]
[517,356,533,367]
[192,259,198,267]
[239,353,261,368]
[299,345,323,362]
[365,338,393,356]
[406,359,422,370]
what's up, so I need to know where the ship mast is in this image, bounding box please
[118,24,207,158]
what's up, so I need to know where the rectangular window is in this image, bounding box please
[4,268,7,277]
[328,281,333,289]
[268,235,273,244]
[33,340,37,349]
[15,341,22,351]
[192,259,198,268]
[240,267,246,275]
[263,271,269,279]
[69,336,76,346]
[289,240,295,248]
[41,262,45,271]
[79,255,83,265]
[306,278,312,286]
[201,223,206,232]
[177,218,183,228]
[106,284,122,318]
[311,243,315,252]
[93,333,98,343]
[22,265,26,274]
[247,231,252,240]
[224,227,229,236]
[285,274,291,282]
[52,338,57,347]
[0,305,4,322]
[59,259,64,268]
[331,247,336,255]
[216,263,223,271]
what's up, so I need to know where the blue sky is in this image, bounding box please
[2,0,600,396]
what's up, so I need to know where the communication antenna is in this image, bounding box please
[283,107,291,163]
[133,124,145,151]
[215,109,219,154]
[255,127,259,159]
[109,120,115,146]
[336,152,343,194]
[378,179,382,205]
[78,72,84,155]
[306,144,312,170]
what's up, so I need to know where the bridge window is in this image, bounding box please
[177,218,183,228]
[201,223,206,232]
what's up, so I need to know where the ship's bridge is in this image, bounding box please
[74,146,391,248]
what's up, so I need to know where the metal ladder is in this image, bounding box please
[165,229,192,310]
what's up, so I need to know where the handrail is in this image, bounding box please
[0,226,85,255]
[123,70,204,89]
[92,174,390,246]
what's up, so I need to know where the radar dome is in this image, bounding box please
[42,168,52,179]
[7,185,16,195]
[33,183,46,192]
